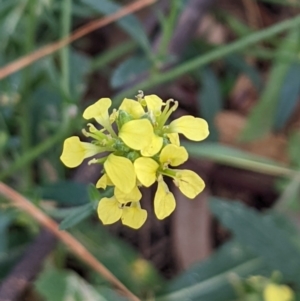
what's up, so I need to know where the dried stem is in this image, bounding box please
[0,0,157,80]
[0,182,140,301]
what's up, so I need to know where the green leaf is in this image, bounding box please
[157,240,269,301]
[88,183,102,203]
[183,141,296,177]
[41,181,89,206]
[197,68,223,141]
[111,55,152,88]
[82,0,150,52]
[274,63,300,130]
[58,202,94,230]
[35,267,126,301]
[240,28,300,141]
[210,198,300,286]
[288,131,300,168]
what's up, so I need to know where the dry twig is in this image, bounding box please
[0,0,157,80]
[0,182,140,301]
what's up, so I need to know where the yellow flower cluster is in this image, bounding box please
[60,93,209,229]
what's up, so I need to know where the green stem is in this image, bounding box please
[60,0,72,97]
[114,14,300,105]
[20,0,37,189]
[0,121,74,181]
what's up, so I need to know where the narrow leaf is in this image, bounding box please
[210,198,300,285]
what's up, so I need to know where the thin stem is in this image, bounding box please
[0,121,74,181]
[20,0,37,189]
[0,182,140,301]
[60,0,71,97]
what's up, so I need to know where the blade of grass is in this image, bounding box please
[114,14,300,104]
[20,0,37,189]
[0,120,75,182]
[239,27,300,141]
[183,141,297,177]
[0,182,141,301]
[0,0,157,80]
[60,0,72,98]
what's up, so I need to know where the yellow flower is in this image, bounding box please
[119,119,153,150]
[121,202,147,229]
[119,98,145,119]
[141,134,163,157]
[159,144,188,167]
[263,284,294,301]
[154,177,176,220]
[60,136,105,168]
[104,154,136,193]
[173,169,205,199]
[169,116,209,141]
[97,197,122,225]
[134,157,159,187]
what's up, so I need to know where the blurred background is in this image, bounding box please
[1,0,300,300]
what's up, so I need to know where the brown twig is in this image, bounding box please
[0,0,157,80]
[0,182,140,301]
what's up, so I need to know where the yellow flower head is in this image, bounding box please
[61,93,209,229]
[263,284,294,301]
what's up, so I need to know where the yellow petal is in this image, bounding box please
[174,169,205,199]
[159,144,188,166]
[96,173,113,189]
[60,136,102,168]
[144,95,164,116]
[263,284,294,301]
[114,186,142,204]
[154,180,176,220]
[141,134,163,157]
[134,157,159,187]
[169,116,209,141]
[119,119,153,150]
[119,98,145,119]
[104,154,136,193]
[167,133,180,146]
[97,197,122,225]
[121,205,147,229]
[96,174,107,189]
[83,98,111,126]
